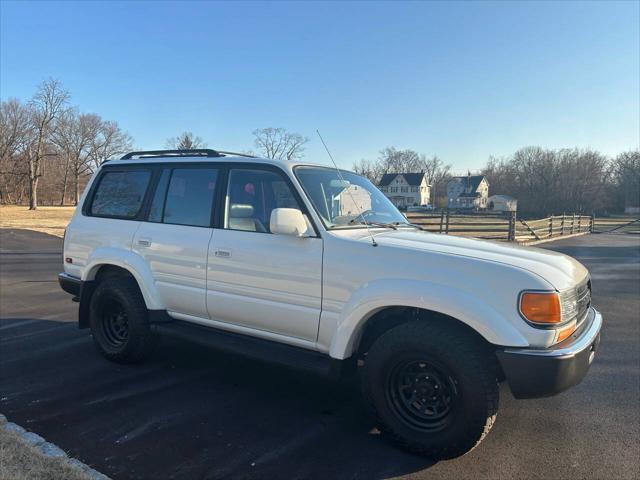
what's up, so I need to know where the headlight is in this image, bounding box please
[559,288,579,322]
[520,285,588,343]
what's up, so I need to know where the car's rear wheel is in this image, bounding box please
[89,276,155,363]
[361,320,499,459]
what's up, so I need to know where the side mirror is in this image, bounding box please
[270,208,309,237]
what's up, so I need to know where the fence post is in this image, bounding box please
[577,215,582,233]
[570,213,575,234]
[548,215,553,238]
[590,213,596,233]
[439,210,445,233]
[560,213,565,235]
[445,209,450,234]
[508,211,516,241]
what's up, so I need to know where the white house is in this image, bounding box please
[488,194,517,212]
[335,184,372,217]
[447,174,489,209]
[378,173,430,208]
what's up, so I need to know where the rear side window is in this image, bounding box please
[90,170,151,218]
[148,169,171,223]
[161,168,218,227]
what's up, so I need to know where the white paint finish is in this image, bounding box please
[64,213,141,279]
[64,155,596,363]
[132,222,213,318]
[318,228,590,357]
[83,247,164,310]
[169,311,318,351]
[270,208,309,236]
[206,229,322,341]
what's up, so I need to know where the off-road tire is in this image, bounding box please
[89,276,155,363]
[361,320,499,459]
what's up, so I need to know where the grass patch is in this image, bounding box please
[0,427,92,480]
[0,206,75,237]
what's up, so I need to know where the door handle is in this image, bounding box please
[137,238,152,247]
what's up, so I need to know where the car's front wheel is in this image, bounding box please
[89,276,155,363]
[361,320,499,459]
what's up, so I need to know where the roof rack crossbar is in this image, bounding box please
[120,149,222,160]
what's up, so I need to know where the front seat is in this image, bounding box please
[228,204,267,232]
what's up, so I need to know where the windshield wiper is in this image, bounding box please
[348,219,397,230]
[394,222,425,231]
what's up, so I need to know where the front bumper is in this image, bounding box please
[58,272,81,296]
[496,307,602,399]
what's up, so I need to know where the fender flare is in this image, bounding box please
[329,278,529,359]
[82,247,165,310]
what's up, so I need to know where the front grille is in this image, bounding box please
[575,279,591,322]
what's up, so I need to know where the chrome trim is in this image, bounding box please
[517,289,569,329]
[504,307,602,358]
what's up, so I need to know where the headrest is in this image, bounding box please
[229,204,254,218]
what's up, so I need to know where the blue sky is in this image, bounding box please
[1,0,638,170]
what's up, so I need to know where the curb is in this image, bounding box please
[0,414,110,480]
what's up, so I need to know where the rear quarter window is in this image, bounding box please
[89,170,151,219]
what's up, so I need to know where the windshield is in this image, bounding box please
[294,166,408,229]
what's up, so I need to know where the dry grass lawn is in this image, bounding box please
[0,206,75,237]
[0,427,92,480]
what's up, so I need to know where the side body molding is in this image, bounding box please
[328,279,530,359]
[82,247,165,310]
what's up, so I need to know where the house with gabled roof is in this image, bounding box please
[447,173,489,210]
[377,172,431,208]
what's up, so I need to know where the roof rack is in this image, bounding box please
[119,149,257,160]
[120,149,222,160]
[217,150,257,158]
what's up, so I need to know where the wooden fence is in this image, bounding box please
[405,211,594,244]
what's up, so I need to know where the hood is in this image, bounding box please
[341,229,589,291]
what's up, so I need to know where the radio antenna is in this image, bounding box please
[316,130,377,247]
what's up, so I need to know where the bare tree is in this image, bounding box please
[611,150,640,211]
[252,127,308,161]
[482,147,612,214]
[166,132,206,150]
[353,148,451,205]
[90,120,133,165]
[352,158,387,183]
[26,78,70,209]
[0,98,30,160]
[0,99,31,203]
[53,111,106,205]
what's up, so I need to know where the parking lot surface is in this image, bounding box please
[1,228,639,479]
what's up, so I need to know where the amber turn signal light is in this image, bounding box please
[520,292,561,324]
[556,322,577,343]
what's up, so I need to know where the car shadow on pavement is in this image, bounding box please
[1,317,436,479]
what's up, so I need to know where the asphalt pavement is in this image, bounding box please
[0,228,638,479]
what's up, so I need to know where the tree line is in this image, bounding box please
[0,79,311,209]
[1,79,134,208]
[2,79,638,214]
[353,146,639,214]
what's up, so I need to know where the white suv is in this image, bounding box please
[59,149,602,459]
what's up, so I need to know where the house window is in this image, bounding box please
[411,186,418,192]
[391,187,398,193]
[401,186,408,193]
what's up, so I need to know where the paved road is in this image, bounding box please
[1,229,639,480]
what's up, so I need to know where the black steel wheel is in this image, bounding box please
[100,299,129,348]
[361,319,499,459]
[386,359,459,432]
[89,276,155,363]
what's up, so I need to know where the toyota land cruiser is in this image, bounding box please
[59,149,602,459]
